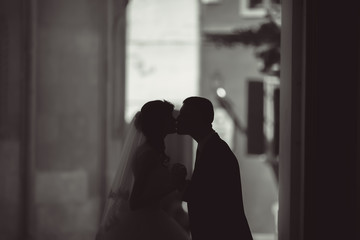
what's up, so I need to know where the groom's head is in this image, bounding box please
[176,96,214,135]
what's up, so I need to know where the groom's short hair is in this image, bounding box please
[183,97,214,124]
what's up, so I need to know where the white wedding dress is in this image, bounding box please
[96,117,189,240]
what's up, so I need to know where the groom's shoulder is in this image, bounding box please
[212,133,229,146]
[206,134,231,153]
[204,136,239,169]
[210,134,238,159]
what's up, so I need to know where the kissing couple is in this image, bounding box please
[96,97,253,240]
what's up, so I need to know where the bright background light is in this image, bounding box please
[216,87,227,98]
[125,0,200,122]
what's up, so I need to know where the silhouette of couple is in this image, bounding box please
[96,97,253,240]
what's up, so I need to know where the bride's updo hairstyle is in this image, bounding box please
[134,100,174,138]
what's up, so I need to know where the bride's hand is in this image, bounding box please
[171,163,187,178]
[170,163,187,190]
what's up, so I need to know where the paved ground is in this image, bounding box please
[253,233,277,240]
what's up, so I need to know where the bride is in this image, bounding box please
[96,100,190,240]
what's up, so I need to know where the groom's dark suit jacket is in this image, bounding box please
[183,132,253,240]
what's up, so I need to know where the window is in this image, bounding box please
[240,0,280,18]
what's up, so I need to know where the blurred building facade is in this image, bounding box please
[199,0,278,236]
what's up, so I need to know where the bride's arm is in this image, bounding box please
[169,163,190,201]
[129,151,176,210]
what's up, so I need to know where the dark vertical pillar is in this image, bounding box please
[303,1,359,239]
[0,0,30,239]
[357,33,360,240]
[100,0,128,216]
[272,88,280,156]
[278,0,305,239]
[280,0,359,239]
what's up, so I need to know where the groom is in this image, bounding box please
[174,96,253,240]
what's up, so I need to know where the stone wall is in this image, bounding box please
[0,0,27,239]
[0,0,128,239]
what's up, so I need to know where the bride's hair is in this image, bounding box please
[134,100,174,138]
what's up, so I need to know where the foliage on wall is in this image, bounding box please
[205,5,281,77]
